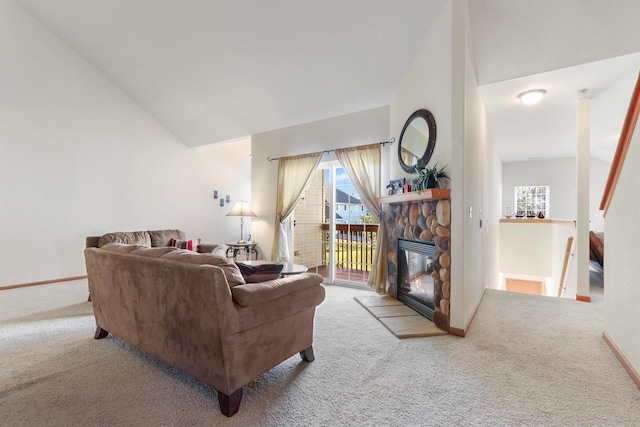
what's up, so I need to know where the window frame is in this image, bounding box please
[514,185,550,218]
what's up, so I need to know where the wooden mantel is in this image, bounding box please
[378,189,450,204]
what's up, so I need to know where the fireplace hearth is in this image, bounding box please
[397,239,436,320]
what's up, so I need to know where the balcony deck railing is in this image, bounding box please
[321,223,378,273]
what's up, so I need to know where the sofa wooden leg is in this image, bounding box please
[299,345,315,362]
[87,293,92,302]
[94,326,109,339]
[217,388,242,417]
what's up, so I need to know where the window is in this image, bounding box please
[514,186,549,217]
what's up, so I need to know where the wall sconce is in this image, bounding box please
[214,191,231,207]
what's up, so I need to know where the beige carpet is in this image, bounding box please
[1,278,639,426]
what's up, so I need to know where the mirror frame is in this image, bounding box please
[398,109,437,173]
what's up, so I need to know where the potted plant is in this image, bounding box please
[413,161,450,190]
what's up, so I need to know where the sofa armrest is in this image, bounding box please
[231,273,323,307]
[86,236,100,248]
[198,243,225,255]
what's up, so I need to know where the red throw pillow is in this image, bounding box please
[168,238,201,252]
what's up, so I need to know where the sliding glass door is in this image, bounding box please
[293,160,377,286]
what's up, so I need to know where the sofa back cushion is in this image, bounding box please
[130,247,180,257]
[161,251,245,287]
[148,229,185,248]
[98,231,151,248]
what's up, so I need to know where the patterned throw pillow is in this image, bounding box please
[236,262,284,283]
[168,238,201,252]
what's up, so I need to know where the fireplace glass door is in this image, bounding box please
[397,239,436,319]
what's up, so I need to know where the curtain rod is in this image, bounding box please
[266,138,395,162]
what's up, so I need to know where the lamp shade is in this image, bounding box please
[226,201,257,217]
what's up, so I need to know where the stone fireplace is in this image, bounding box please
[382,190,451,332]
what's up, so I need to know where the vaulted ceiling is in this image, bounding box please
[15,0,640,162]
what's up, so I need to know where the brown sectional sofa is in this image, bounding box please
[84,232,325,417]
[85,229,224,255]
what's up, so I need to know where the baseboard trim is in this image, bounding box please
[576,294,591,303]
[449,327,465,337]
[0,275,87,291]
[602,331,640,389]
[448,287,487,337]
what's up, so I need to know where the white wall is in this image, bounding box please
[0,1,250,286]
[502,158,576,220]
[251,106,390,261]
[502,157,610,229]
[390,1,498,331]
[461,1,502,328]
[390,1,451,184]
[604,125,640,378]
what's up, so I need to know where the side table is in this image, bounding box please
[225,242,259,260]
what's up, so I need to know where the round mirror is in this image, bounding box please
[398,109,437,173]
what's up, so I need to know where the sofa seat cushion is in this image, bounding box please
[98,231,151,248]
[160,250,245,287]
[101,243,149,253]
[148,229,185,248]
[231,273,323,307]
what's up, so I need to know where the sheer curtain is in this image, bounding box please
[271,153,323,261]
[335,144,388,294]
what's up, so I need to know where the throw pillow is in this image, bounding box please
[100,243,149,253]
[236,262,284,283]
[169,238,201,252]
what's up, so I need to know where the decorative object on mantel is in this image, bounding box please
[504,206,514,218]
[412,161,450,190]
[538,211,545,219]
[386,178,406,195]
[527,211,536,218]
[398,109,437,173]
[515,210,524,218]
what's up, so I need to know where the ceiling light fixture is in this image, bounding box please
[518,89,546,106]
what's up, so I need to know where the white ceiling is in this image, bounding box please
[468,0,640,163]
[15,0,444,147]
[14,0,640,162]
[480,53,640,163]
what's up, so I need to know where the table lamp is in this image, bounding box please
[226,200,257,243]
